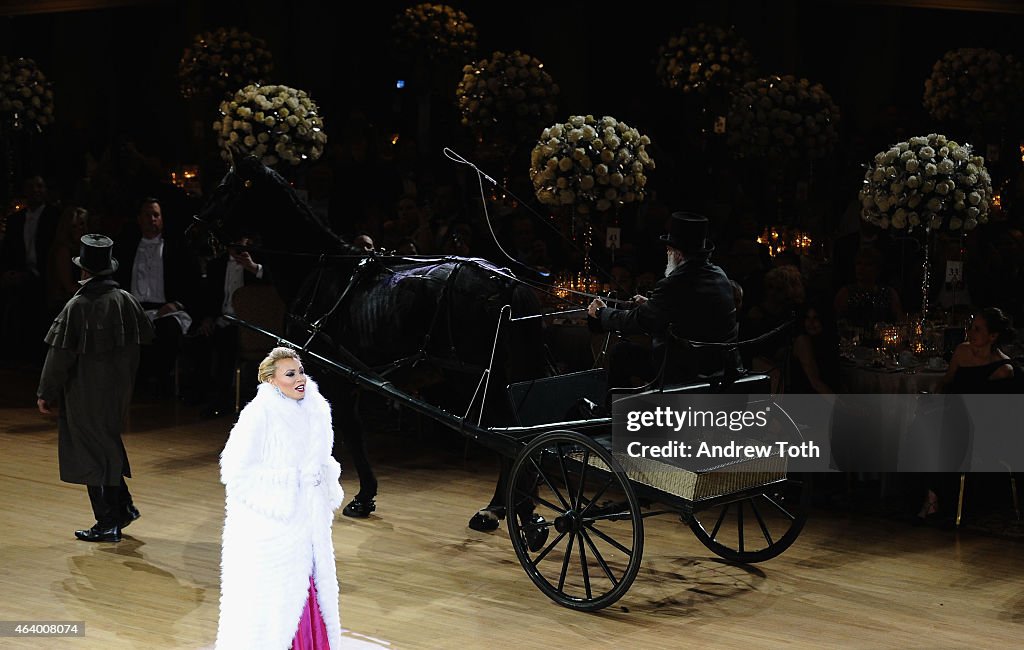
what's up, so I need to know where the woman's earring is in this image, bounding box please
[270,382,283,397]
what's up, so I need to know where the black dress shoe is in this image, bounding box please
[75,524,121,542]
[341,497,376,518]
[120,504,141,529]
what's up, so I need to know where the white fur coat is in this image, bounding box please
[216,377,344,650]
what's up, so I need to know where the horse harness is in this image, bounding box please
[290,254,515,381]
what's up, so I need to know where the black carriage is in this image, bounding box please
[191,155,805,612]
[228,306,807,612]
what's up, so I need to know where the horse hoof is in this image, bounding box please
[468,510,501,532]
[523,514,549,552]
[342,498,376,518]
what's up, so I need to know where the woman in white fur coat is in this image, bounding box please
[216,347,344,650]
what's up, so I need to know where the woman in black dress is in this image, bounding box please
[914,307,1016,521]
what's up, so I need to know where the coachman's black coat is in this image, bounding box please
[37,278,154,485]
[598,255,740,382]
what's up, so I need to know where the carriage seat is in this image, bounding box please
[507,368,608,427]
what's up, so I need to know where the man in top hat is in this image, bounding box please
[587,212,740,388]
[37,234,154,542]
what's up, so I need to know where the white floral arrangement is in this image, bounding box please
[859,133,992,232]
[727,75,840,161]
[178,27,274,100]
[655,23,756,94]
[0,57,54,131]
[456,50,560,144]
[529,115,655,215]
[923,48,1024,127]
[392,3,477,62]
[214,84,326,167]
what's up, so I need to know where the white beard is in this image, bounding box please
[665,250,683,277]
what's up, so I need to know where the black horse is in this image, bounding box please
[188,155,547,531]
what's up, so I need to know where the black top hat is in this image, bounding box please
[660,211,714,255]
[73,234,119,276]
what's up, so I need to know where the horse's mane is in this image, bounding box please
[239,155,350,252]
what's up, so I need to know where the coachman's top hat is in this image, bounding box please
[73,234,119,276]
[660,212,714,255]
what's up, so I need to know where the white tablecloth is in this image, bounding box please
[840,363,945,394]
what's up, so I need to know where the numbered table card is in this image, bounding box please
[606,226,621,250]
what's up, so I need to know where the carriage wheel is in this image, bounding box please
[506,430,644,611]
[688,474,808,563]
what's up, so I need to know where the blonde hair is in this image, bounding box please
[257,346,301,383]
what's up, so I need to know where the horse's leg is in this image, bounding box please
[339,387,377,518]
[468,455,509,532]
[466,455,548,550]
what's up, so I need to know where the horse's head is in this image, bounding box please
[188,150,351,264]
[187,152,281,261]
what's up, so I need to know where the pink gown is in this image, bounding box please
[291,575,330,649]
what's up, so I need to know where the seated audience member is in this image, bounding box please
[352,232,375,252]
[909,307,1017,523]
[834,245,904,330]
[195,234,271,416]
[730,279,744,313]
[740,265,805,390]
[787,303,840,394]
[440,221,473,257]
[114,197,198,396]
[609,259,637,298]
[45,206,91,312]
[380,194,433,254]
[0,175,60,364]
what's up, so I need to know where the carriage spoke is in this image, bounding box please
[529,455,571,510]
[531,531,569,565]
[577,476,616,518]
[555,444,577,510]
[749,497,775,547]
[737,501,745,553]
[577,529,592,600]
[710,503,730,539]
[583,521,633,556]
[512,485,562,515]
[556,532,577,592]
[574,448,590,511]
[579,528,619,586]
[761,493,798,521]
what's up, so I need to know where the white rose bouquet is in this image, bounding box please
[859,133,992,233]
[214,84,326,167]
[0,57,54,131]
[456,50,560,146]
[654,23,756,95]
[530,115,656,215]
[923,48,1024,127]
[178,27,274,100]
[727,75,840,161]
[392,3,477,62]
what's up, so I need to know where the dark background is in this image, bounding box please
[1,0,1022,238]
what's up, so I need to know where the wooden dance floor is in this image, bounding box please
[2,372,1023,649]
